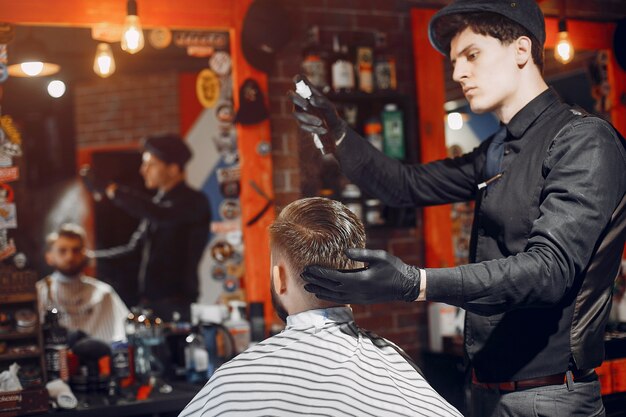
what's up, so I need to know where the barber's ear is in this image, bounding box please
[272,265,288,294]
[167,163,182,176]
[515,36,532,67]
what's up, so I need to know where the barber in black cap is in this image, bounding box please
[90,133,211,322]
[291,0,626,415]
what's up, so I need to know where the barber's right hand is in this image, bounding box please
[301,248,422,304]
[289,74,348,145]
[79,165,107,201]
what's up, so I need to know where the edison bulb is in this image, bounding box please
[93,43,116,78]
[554,31,575,64]
[121,14,145,54]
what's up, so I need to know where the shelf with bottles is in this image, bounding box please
[0,297,46,379]
[320,182,416,230]
[301,27,399,97]
[334,98,413,159]
[0,263,46,374]
[300,26,416,161]
[0,268,49,416]
[312,92,417,228]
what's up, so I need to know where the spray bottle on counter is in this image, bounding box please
[224,301,251,355]
[43,307,69,382]
[184,326,209,384]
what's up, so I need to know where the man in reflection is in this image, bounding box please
[89,133,211,321]
[36,223,129,343]
[292,0,626,415]
[179,197,461,417]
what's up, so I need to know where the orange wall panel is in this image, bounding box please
[411,9,454,269]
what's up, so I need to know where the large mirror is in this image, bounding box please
[2,24,244,310]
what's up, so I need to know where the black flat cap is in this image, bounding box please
[141,133,192,168]
[429,0,546,55]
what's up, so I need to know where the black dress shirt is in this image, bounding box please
[95,181,211,321]
[336,88,626,381]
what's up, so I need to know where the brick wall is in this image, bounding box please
[268,0,447,361]
[74,71,180,148]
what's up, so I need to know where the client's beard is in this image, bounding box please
[56,257,88,278]
[270,278,289,323]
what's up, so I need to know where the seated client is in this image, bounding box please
[179,197,461,416]
[36,223,129,343]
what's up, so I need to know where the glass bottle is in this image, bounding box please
[301,26,329,93]
[364,117,383,152]
[382,103,405,160]
[356,46,374,93]
[43,308,69,382]
[184,326,209,384]
[331,35,355,93]
[373,32,397,91]
[224,301,251,355]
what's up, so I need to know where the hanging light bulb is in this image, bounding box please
[7,31,60,77]
[121,0,144,54]
[93,43,116,78]
[554,18,574,65]
[20,61,44,76]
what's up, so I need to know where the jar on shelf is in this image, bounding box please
[15,308,37,333]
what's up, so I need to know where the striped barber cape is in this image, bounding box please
[36,272,130,343]
[179,306,461,417]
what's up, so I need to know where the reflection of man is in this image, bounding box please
[92,134,211,321]
[179,198,461,417]
[36,224,129,343]
[292,1,626,415]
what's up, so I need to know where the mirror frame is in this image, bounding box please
[0,0,275,321]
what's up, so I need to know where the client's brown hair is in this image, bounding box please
[269,197,365,277]
[46,223,87,251]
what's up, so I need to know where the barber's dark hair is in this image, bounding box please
[46,223,86,251]
[432,12,544,72]
[269,197,365,277]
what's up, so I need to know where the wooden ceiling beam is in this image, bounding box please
[0,0,235,29]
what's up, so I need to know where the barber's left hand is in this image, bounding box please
[301,248,422,304]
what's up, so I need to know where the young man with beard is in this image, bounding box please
[179,197,461,417]
[36,223,129,343]
[292,1,626,415]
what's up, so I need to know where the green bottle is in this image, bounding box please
[382,104,405,159]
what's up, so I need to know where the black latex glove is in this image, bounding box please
[79,165,108,201]
[301,248,422,304]
[289,74,348,146]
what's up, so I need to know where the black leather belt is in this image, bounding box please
[472,369,596,392]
